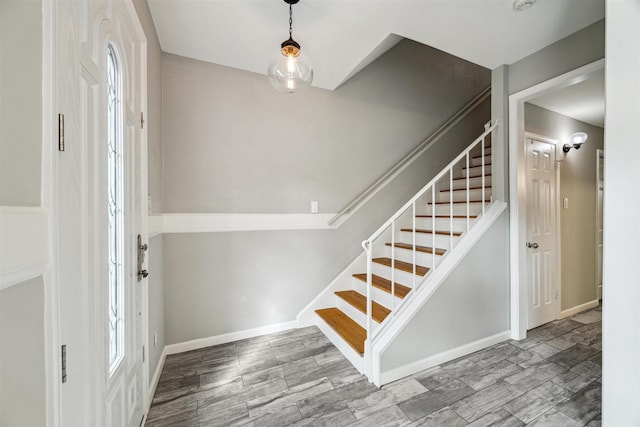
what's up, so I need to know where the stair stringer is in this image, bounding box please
[368,200,507,387]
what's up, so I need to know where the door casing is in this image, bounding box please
[508,58,604,340]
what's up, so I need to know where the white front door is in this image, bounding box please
[55,0,147,425]
[526,137,558,329]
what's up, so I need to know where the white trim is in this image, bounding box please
[378,331,511,386]
[161,213,338,233]
[0,206,50,290]
[148,214,163,238]
[147,346,167,413]
[560,299,600,319]
[164,320,298,355]
[508,58,605,341]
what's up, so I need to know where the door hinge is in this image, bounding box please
[142,345,145,363]
[140,112,144,130]
[555,289,559,300]
[58,113,65,151]
[61,344,67,383]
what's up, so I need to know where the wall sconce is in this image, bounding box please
[562,132,588,153]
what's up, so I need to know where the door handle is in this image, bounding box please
[137,234,149,281]
[526,242,539,249]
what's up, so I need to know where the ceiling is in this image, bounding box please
[147,0,604,91]
[528,69,605,128]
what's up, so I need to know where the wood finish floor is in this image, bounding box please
[146,307,602,426]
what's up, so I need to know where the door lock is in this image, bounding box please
[526,242,539,249]
[137,234,149,281]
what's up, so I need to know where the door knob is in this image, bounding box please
[526,242,539,249]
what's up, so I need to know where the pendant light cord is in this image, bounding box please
[289,3,293,39]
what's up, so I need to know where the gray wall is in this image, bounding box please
[162,40,490,213]
[0,277,46,427]
[381,212,510,372]
[525,104,604,311]
[161,40,491,344]
[0,0,42,206]
[508,20,605,96]
[164,101,490,344]
[132,0,166,385]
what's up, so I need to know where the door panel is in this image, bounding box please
[526,137,558,329]
[56,0,146,425]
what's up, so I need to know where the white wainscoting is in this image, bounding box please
[149,213,338,234]
[0,206,50,290]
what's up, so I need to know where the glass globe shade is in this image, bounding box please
[267,50,313,93]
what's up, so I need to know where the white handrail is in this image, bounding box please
[363,120,498,247]
[328,86,491,227]
[361,121,498,350]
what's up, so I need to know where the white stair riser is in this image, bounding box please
[383,245,444,269]
[335,296,372,331]
[448,176,492,191]
[437,188,492,203]
[372,263,423,287]
[462,164,492,178]
[352,279,405,309]
[470,154,491,168]
[425,203,487,216]
[414,217,473,232]
[398,231,459,249]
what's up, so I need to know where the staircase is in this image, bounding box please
[300,121,506,385]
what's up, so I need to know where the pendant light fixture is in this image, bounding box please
[267,0,313,93]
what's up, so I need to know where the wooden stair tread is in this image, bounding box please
[416,214,478,219]
[463,163,492,169]
[428,200,488,205]
[352,274,411,299]
[315,308,366,355]
[372,257,429,276]
[335,290,390,323]
[385,242,446,256]
[441,186,492,192]
[401,228,462,237]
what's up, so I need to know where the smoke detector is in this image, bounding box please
[513,0,537,12]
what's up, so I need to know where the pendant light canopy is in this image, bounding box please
[267,0,313,93]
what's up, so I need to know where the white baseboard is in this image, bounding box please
[147,347,167,413]
[164,320,298,355]
[378,331,511,385]
[560,299,600,319]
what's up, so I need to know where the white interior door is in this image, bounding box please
[526,137,558,329]
[56,1,147,425]
[596,149,604,300]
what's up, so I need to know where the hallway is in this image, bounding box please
[147,307,601,426]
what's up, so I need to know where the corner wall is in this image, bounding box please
[524,104,604,312]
